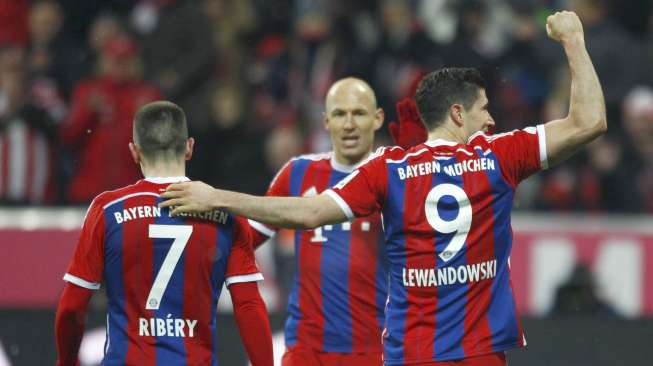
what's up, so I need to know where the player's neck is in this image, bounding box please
[428,125,467,144]
[140,163,186,179]
[333,150,371,167]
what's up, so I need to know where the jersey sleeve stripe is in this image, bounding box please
[248,219,275,237]
[225,272,264,286]
[63,273,101,290]
[323,189,355,220]
[536,124,548,169]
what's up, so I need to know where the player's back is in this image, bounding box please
[70,178,259,366]
[329,126,546,364]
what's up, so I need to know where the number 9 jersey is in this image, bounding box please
[63,177,263,366]
[326,126,548,365]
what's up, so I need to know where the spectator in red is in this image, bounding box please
[60,35,161,204]
[0,0,28,46]
[0,46,56,204]
[26,0,83,122]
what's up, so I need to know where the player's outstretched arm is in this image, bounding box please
[543,11,607,167]
[160,181,348,229]
[55,283,93,366]
[230,282,273,366]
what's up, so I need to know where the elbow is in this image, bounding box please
[596,115,608,134]
[569,112,607,139]
[588,115,607,140]
[56,303,84,323]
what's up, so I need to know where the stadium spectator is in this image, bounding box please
[188,82,270,194]
[55,101,273,366]
[551,264,616,317]
[569,0,646,117]
[26,0,83,120]
[138,0,214,116]
[621,86,653,212]
[161,11,606,366]
[373,0,440,119]
[0,0,29,46]
[60,35,161,204]
[85,13,126,77]
[0,46,56,204]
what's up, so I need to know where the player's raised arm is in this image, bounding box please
[160,181,348,229]
[542,11,607,167]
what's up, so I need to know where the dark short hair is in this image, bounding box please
[414,67,486,129]
[133,101,188,162]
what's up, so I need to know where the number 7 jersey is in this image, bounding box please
[63,177,263,366]
[326,126,548,364]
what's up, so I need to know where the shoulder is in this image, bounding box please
[359,146,404,166]
[468,127,539,145]
[277,151,332,174]
[90,182,158,212]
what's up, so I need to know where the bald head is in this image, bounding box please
[325,77,377,113]
[323,77,383,166]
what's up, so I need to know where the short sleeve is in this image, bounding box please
[225,217,264,286]
[482,125,547,187]
[325,149,388,219]
[266,160,292,197]
[63,199,106,290]
[247,160,294,240]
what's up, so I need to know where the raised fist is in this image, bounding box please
[546,11,584,44]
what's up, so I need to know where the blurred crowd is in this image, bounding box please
[0,0,652,212]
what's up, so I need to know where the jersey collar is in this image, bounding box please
[330,155,358,173]
[424,139,459,147]
[143,176,190,184]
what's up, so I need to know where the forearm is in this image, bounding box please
[55,284,93,366]
[564,37,607,135]
[216,190,339,229]
[231,283,273,366]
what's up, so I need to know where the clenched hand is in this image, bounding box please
[546,11,584,45]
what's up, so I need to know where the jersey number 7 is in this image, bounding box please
[145,224,194,310]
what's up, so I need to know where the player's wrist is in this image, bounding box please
[210,188,226,210]
[561,34,585,49]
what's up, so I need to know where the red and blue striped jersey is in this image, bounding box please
[250,152,388,353]
[63,177,263,366]
[326,126,548,364]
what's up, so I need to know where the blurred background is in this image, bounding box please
[0,0,652,365]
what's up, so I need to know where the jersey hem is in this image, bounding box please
[286,339,383,354]
[383,341,525,365]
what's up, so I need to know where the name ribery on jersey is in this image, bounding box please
[397,158,495,181]
[402,259,497,288]
[138,315,198,338]
[113,205,229,225]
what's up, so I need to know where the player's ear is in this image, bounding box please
[185,137,195,161]
[129,142,141,165]
[323,111,330,131]
[450,104,464,127]
[373,108,384,131]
